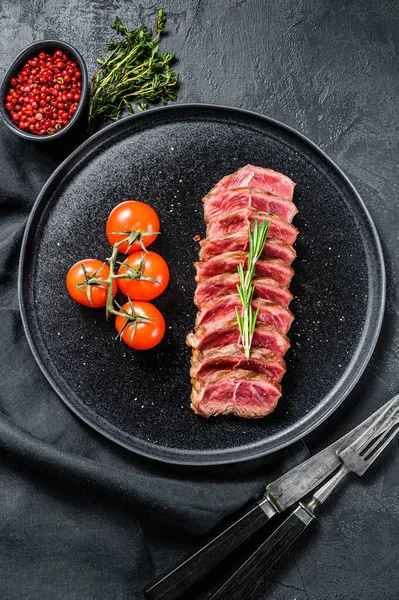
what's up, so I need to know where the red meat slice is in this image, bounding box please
[190,345,286,382]
[207,208,298,244]
[203,187,298,223]
[191,369,281,418]
[196,295,294,333]
[186,318,290,355]
[199,231,296,264]
[194,273,293,308]
[211,165,295,201]
[195,251,294,287]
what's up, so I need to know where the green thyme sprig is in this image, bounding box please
[88,9,178,132]
[235,219,271,359]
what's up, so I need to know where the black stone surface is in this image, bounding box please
[1,1,398,599]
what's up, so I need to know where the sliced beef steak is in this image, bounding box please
[203,187,298,223]
[207,208,298,244]
[196,295,294,333]
[194,273,294,308]
[186,318,290,355]
[199,231,296,264]
[195,251,294,287]
[188,165,297,419]
[211,165,295,201]
[191,369,281,418]
[190,345,286,382]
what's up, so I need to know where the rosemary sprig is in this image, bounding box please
[88,9,178,132]
[235,219,271,359]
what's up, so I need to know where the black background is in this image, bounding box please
[1,1,398,599]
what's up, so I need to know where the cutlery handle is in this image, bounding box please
[208,504,315,600]
[144,498,274,600]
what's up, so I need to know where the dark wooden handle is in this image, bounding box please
[208,505,315,600]
[143,500,271,600]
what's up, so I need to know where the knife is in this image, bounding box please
[144,400,393,600]
[209,393,399,600]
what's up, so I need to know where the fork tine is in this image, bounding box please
[339,395,399,476]
[363,415,399,460]
[345,423,399,476]
[350,394,399,453]
[362,423,399,467]
[367,402,399,441]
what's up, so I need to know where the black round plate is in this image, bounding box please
[19,104,385,465]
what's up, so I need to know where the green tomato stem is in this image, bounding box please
[105,237,126,320]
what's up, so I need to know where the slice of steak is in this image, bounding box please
[186,318,290,355]
[191,369,281,418]
[203,187,298,223]
[199,231,296,264]
[212,165,295,201]
[190,345,286,382]
[194,273,294,308]
[195,251,294,287]
[195,295,294,333]
[207,208,298,244]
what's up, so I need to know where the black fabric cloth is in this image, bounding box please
[1,2,399,599]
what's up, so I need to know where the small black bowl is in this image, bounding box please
[0,40,88,141]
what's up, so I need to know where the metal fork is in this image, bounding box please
[209,395,399,600]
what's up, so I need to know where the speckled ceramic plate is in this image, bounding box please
[19,104,385,465]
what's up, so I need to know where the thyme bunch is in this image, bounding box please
[88,9,178,132]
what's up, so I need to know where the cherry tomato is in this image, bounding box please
[66,259,117,308]
[117,251,170,301]
[106,201,160,254]
[115,301,165,350]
